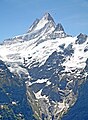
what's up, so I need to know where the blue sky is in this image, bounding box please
[0,0,88,42]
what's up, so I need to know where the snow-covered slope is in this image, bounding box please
[0,13,88,120]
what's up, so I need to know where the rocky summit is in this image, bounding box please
[0,13,88,120]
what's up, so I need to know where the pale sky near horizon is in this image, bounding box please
[0,0,88,42]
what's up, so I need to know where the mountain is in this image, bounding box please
[0,13,88,120]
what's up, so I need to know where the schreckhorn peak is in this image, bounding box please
[0,13,88,120]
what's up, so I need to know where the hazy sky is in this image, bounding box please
[0,0,88,42]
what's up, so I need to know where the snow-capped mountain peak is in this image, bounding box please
[0,13,88,120]
[29,12,55,32]
[4,13,67,46]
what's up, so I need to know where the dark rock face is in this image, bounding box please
[28,51,65,80]
[85,58,88,72]
[62,79,88,120]
[55,23,64,31]
[0,60,15,86]
[76,33,87,44]
[26,49,85,119]
[64,43,74,56]
[0,60,35,120]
